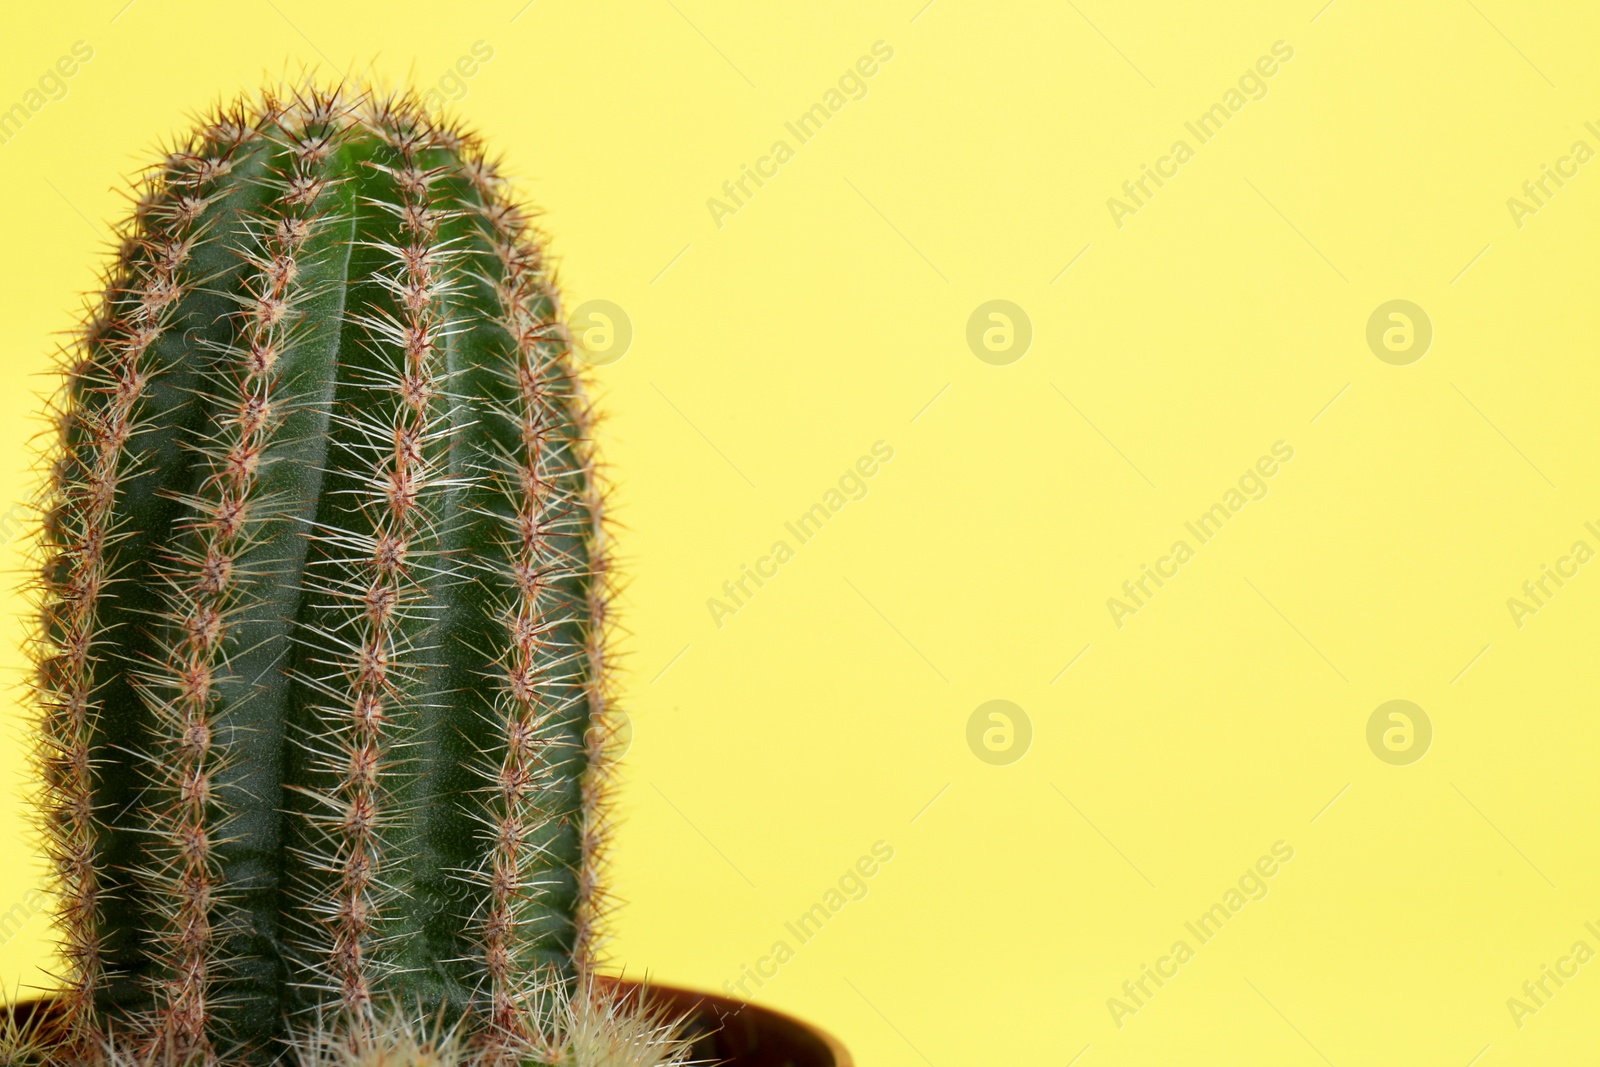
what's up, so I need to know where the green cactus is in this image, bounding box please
[22,83,670,1066]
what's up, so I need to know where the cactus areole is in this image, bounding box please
[32,85,619,1064]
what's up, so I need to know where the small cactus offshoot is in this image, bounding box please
[19,81,677,1066]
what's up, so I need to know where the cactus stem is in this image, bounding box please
[26,80,650,1064]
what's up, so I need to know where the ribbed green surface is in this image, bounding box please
[35,90,604,1064]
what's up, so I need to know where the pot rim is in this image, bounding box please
[599,974,854,1067]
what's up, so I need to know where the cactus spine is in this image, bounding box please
[28,84,628,1065]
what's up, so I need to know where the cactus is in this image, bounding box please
[21,82,674,1067]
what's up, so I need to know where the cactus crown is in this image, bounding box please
[20,81,662,1066]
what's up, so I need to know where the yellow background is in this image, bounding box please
[2,1,1599,1063]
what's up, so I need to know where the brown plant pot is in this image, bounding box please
[601,976,853,1067]
[6,983,852,1067]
